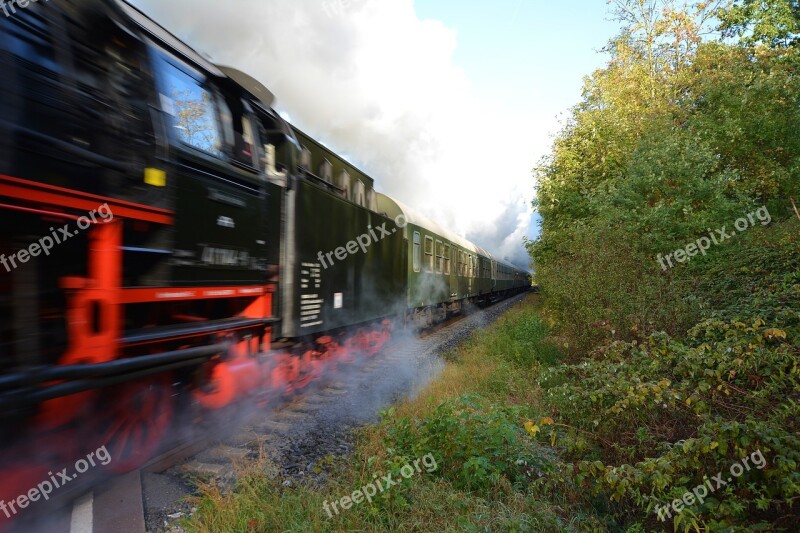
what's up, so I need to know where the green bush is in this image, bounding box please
[490,311,562,368]
[382,395,554,493]
[532,272,800,530]
[532,224,697,355]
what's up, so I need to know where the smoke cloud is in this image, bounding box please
[131,0,534,267]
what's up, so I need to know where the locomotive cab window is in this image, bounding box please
[424,236,434,272]
[217,95,261,170]
[413,232,421,272]
[155,54,222,157]
[231,100,261,169]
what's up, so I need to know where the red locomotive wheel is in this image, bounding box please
[270,354,300,396]
[95,376,174,473]
[293,350,322,391]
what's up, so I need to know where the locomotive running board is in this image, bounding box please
[0,343,228,412]
[122,317,279,347]
[0,174,174,225]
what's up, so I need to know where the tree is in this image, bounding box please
[530,0,799,348]
[607,0,727,89]
[719,0,800,48]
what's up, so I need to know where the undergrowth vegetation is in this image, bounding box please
[185,2,799,531]
[522,0,800,529]
[535,244,800,530]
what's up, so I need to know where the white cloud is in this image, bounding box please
[131,0,535,267]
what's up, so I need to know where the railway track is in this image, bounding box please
[7,294,527,533]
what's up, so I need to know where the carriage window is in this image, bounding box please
[424,236,434,272]
[320,160,333,182]
[435,240,444,273]
[355,181,366,207]
[300,146,312,170]
[444,244,451,275]
[157,59,222,156]
[413,232,421,273]
[338,170,350,199]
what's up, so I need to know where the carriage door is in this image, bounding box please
[444,243,455,299]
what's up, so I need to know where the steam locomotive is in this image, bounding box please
[0,0,529,517]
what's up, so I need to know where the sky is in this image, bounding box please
[131,0,621,269]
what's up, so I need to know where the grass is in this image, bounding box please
[183,294,569,533]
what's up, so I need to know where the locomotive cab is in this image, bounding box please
[0,1,280,442]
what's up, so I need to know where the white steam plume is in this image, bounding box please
[131,0,535,267]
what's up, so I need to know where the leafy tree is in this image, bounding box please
[719,0,800,48]
[531,0,799,348]
[685,43,800,203]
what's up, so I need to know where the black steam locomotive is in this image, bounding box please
[0,0,530,516]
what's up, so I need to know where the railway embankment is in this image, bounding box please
[179,293,563,531]
[150,295,528,532]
